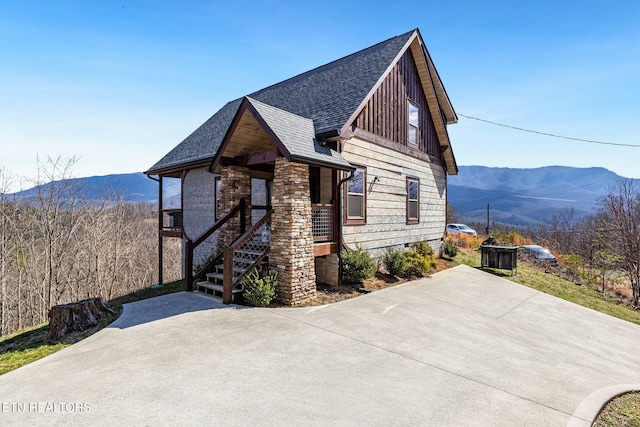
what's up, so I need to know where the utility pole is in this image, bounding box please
[486,203,490,236]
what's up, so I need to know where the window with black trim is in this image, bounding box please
[407,177,419,224]
[408,101,419,145]
[214,176,222,220]
[345,167,366,225]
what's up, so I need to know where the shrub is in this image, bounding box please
[442,238,458,259]
[410,241,434,258]
[404,241,438,278]
[382,247,408,277]
[341,246,377,283]
[242,269,278,307]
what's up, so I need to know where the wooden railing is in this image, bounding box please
[184,199,246,291]
[311,203,334,242]
[160,209,183,237]
[223,209,273,304]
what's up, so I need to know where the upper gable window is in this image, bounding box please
[408,101,419,145]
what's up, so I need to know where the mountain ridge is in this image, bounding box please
[11,172,181,206]
[10,166,634,227]
[449,165,634,226]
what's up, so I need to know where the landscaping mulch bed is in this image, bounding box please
[313,257,456,305]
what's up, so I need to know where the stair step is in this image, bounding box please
[205,272,224,281]
[224,256,261,265]
[211,264,252,274]
[196,282,242,294]
[235,248,268,257]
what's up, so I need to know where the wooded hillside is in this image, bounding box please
[0,159,181,337]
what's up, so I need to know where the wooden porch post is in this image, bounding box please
[158,175,164,287]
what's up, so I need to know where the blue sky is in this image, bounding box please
[1,0,639,190]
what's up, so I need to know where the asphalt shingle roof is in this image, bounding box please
[247,97,353,171]
[145,30,415,175]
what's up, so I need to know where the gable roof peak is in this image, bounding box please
[145,29,435,175]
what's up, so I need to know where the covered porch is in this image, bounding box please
[179,96,353,305]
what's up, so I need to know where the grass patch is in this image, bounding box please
[593,392,640,427]
[0,279,184,375]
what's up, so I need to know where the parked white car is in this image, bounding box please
[520,245,557,264]
[446,223,477,237]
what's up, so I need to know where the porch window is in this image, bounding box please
[408,101,419,145]
[345,167,366,225]
[215,176,222,220]
[251,178,271,225]
[407,177,419,224]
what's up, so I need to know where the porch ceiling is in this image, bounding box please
[223,110,276,159]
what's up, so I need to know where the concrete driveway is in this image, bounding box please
[1,265,640,426]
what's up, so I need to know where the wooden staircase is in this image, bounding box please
[195,240,269,303]
[185,201,273,304]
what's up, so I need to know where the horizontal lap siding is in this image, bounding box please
[342,138,446,252]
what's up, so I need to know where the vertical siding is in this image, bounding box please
[354,50,441,158]
[341,138,447,253]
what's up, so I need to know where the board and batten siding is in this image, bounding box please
[341,137,447,254]
[353,48,442,159]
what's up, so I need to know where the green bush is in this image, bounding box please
[442,238,458,259]
[410,241,434,258]
[404,241,438,278]
[242,269,278,307]
[382,247,408,277]
[341,246,377,283]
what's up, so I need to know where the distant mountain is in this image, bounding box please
[448,166,632,227]
[10,166,632,227]
[12,172,181,206]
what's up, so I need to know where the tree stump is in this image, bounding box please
[47,297,115,342]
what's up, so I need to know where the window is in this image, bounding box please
[408,101,419,145]
[345,167,366,225]
[251,178,271,225]
[407,177,419,224]
[214,176,222,220]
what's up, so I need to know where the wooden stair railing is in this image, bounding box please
[184,199,246,291]
[223,209,273,304]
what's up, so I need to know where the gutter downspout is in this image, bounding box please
[337,170,355,286]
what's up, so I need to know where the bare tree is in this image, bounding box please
[0,157,183,337]
[0,168,14,335]
[599,179,640,306]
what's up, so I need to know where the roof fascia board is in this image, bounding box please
[339,30,418,138]
[414,28,457,124]
[209,98,250,173]
[289,153,356,172]
[145,159,213,177]
[409,38,458,175]
[426,56,457,124]
[244,99,293,160]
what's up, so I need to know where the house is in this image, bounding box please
[144,28,458,306]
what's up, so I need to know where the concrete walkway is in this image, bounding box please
[1,265,639,426]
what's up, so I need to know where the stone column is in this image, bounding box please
[270,158,316,305]
[218,165,251,249]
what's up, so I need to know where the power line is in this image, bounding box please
[458,114,640,148]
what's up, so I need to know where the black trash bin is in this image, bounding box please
[480,245,518,275]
